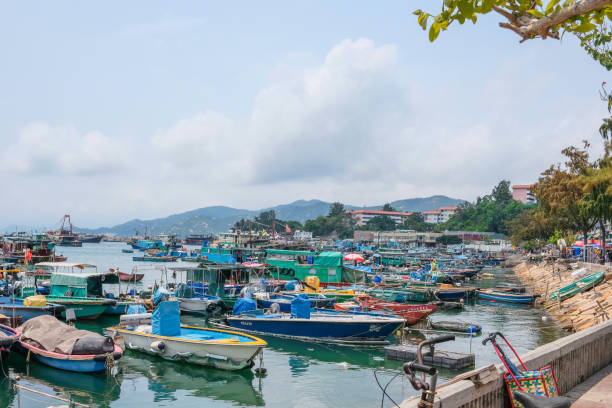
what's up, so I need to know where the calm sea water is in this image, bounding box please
[0,243,566,408]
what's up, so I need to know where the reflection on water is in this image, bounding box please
[0,243,568,407]
[120,353,265,406]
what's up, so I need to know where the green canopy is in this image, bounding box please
[314,252,343,267]
[50,273,118,298]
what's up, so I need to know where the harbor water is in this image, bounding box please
[0,243,566,408]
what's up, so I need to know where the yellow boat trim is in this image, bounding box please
[109,324,267,346]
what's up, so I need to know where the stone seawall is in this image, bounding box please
[514,260,611,332]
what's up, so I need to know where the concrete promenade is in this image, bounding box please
[400,319,612,408]
[568,363,612,407]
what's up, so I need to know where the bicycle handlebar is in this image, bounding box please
[403,361,436,376]
[420,334,455,346]
[482,331,505,346]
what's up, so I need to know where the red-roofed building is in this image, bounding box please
[423,206,458,224]
[346,210,412,226]
[512,184,536,204]
[439,206,457,222]
[423,210,441,224]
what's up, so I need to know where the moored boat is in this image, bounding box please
[476,289,537,304]
[0,297,65,322]
[548,271,605,301]
[118,271,144,282]
[0,323,20,361]
[226,309,404,344]
[106,300,266,370]
[15,315,122,372]
[334,296,437,325]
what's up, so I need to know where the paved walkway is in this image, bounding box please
[567,363,612,408]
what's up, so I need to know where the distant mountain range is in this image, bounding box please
[74,196,464,237]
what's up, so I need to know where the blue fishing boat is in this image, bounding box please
[227,296,403,344]
[15,315,122,372]
[0,297,65,321]
[476,289,537,304]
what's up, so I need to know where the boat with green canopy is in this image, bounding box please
[265,250,365,284]
[37,263,118,320]
[548,271,605,301]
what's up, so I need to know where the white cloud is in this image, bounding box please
[2,123,127,176]
[2,37,607,227]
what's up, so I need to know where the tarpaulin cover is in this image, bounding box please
[17,315,105,355]
[152,301,180,336]
[233,298,256,315]
[291,294,310,319]
[313,252,343,267]
[127,304,146,314]
[153,287,170,305]
[23,295,46,307]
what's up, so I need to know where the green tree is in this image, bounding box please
[534,143,598,250]
[329,202,345,217]
[402,213,434,231]
[414,1,612,69]
[436,235,463,245]
[382,203,397,212]
[366,215,396,231]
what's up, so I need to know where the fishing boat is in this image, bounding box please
[15,315,122,372]
[118,271,144,282]
[254,292,335,312]
[548,271,605,301]
[39,264,119,319]
[174,283,222,314]
[476,289,537,304]
[106,301,266,370]
[227,297,403,344]
[429,320,482,333]
[0,324,19,361]
[334,296,437,325]
[367,288,435,303]
[226,309,403,344]
[132,255,177,262]
[407,283,476,301]
[0,297,65,322]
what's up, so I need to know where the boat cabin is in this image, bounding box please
[265,250,365,284]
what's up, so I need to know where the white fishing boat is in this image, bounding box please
[106,300,266,370]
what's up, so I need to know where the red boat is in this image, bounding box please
[334,296,438,325]
[118,272,145,282]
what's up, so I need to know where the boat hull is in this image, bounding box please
[46,297,113,320]
[476,291,536,304]
[177,297,220,314]
[14,341,122,373]
[0,298,65,322]
[107,326,265,371]
[548,272,605,301]
[226,314,403,344]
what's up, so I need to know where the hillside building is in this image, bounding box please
[423,206,457,224]
[346,210,412,227]
[512,184,536,204]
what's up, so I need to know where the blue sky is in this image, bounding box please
[0,1,608,228]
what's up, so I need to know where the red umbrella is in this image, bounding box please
[344,253,365,262]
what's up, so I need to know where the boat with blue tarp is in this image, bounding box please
[106,298,266,370]
[226,295,404,344]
